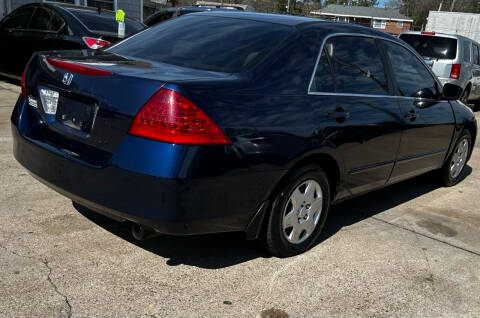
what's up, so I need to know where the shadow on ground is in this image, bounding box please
[75,167,471,269]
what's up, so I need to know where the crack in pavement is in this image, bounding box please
[370,216,480,257]
[43,258,73,318]
[0,243,72,318]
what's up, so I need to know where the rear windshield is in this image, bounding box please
[399,34,457,60]
[69,9,144,35]
[108,15,295,73]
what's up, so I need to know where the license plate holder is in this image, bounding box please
[55,95,98,133]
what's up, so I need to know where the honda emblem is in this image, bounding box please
[62,73,73,85]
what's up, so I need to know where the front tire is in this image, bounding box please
[263,165,331,257]
[442,129,471,187]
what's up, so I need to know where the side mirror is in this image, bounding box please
[412,87,436,99]
[442,83,463,100]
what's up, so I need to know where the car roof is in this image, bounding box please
[42,1,115,14]
[192,11,403,41]
[194,11,320,26]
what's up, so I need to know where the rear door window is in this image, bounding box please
[399,34,457,60]
[312,36,389,95]
[383,41,439,99]
[30,7,51,30]
[473,44,480,65]
[310,48,335,92]
[463,41,472,63]
[2,6,34,29]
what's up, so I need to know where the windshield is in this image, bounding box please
[69,9,144,35]
[400,34,457,60]
[108,15,295,73]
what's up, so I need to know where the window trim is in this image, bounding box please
[308,32,443,99]
[396,21,403,28]
[372,19,386,29]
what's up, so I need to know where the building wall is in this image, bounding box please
[384,21,411,34]
[117,0,141,21]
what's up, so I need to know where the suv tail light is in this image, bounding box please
[82,37,111,49]
[450,63,461,80]
[421,31,435,35]
[128,88,231,145]
[46,57,113,76]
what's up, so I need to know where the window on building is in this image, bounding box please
[396,21,403,28]
[372,19,386,29]
[86,0,114,11]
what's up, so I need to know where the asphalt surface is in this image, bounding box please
[1,79,479,318]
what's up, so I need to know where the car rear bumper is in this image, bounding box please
[12,97,283,236]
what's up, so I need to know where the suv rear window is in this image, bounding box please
[108,15,295,73]
[399,34,457,60]
[68,9,144,35]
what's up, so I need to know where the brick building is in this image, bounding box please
[310,4,413,35]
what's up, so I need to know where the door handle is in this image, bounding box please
[327,107,350,123]
[405,109,418,121]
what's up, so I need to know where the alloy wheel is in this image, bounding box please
[450,138,469,179]
[282,180,323,244]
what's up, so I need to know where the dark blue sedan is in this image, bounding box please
[12,12,477,257]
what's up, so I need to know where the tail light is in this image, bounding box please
[82,37,111,49]
[128,88,231,145]
[421,31,435,35]
[450,63,461,80]
[21,64,28,98]
[46,57,113,76]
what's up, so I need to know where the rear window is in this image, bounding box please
[399,34,457,60]
[108,15,295,73]
[69,9,144,35]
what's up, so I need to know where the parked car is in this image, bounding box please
[0,3,145,79]
[144,6,237,27]
[12,12,476,257]
[399,31,480,108]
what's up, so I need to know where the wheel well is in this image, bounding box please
[466,122,477,150]
[271,154,341,202]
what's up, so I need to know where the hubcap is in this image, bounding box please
[282,180,323,244]
[450,138,469,179]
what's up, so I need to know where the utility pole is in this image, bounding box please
[438,0,443,11]
[286,0,290,13]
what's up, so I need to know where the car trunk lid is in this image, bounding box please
[24,51,238,166]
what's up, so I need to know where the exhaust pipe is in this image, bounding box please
[131,223,161,241]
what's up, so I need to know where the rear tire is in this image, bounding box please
[441,129,471,187]
[263,165,331,257]
[461,86,473,109]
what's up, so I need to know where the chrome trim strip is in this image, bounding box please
[307,32,444,97]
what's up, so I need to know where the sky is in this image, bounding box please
[377,0,388,7]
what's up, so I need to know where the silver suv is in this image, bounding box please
[399,31,480,108]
